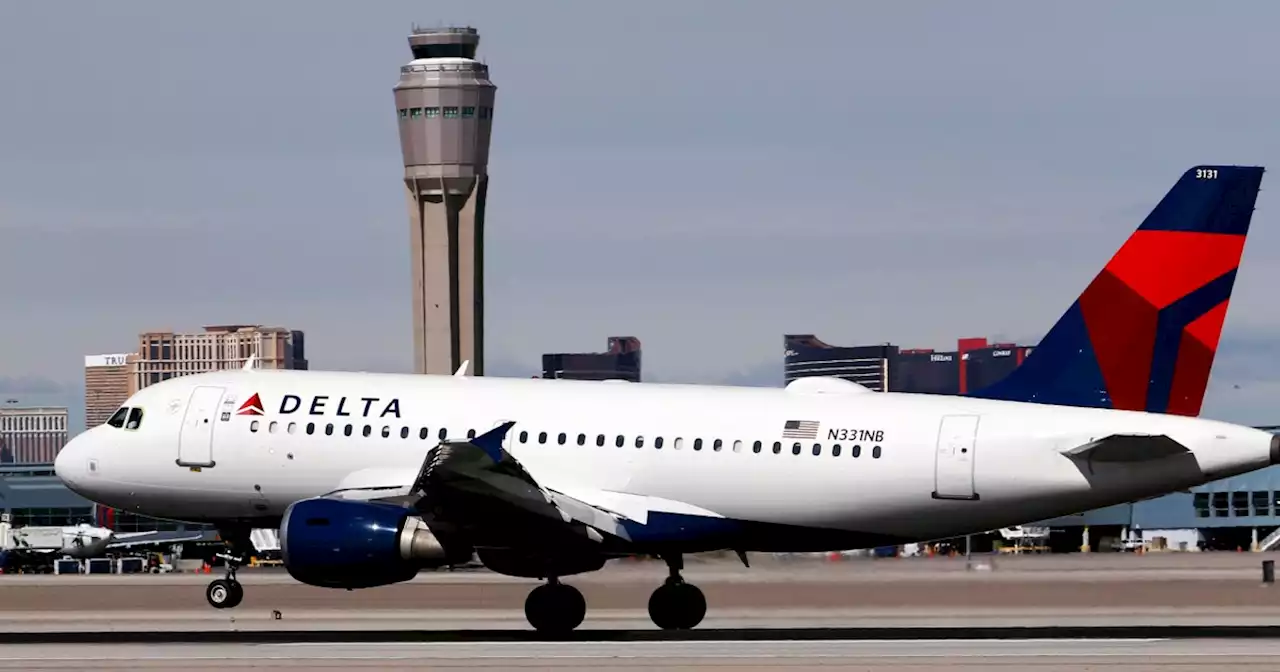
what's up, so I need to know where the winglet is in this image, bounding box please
[243,354,258,371]
[454,360,470,377]
[469,421,516,462]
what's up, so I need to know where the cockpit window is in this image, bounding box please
[125,407,144,431]
[106,407,128,428]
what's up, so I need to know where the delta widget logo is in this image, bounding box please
[236,393,265,416]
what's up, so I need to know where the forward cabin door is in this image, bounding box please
[932,414,979,500]
[177,386,226,468]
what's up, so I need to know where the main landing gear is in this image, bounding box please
[522,554,706,633]
[647,554,706,631]
[206,526,254,609]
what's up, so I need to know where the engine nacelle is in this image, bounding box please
[279,497,472,589]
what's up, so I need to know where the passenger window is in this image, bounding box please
[732,440,742,453]
[636,436,645,448]
[268,421,279,433]
[344,425,354,437]
[615,435,625,448]
[872,445,882,459]
[538,432,547,444]
[419,427,429,440]
[362,425,372,438]
[772,442,782,454]
[812,443,821,456]
[693,439,703,451]
[325,423,334,436]
[577,433,586,446]
[557,432,566,445]
[713,439,723,452]
[752,440,762,454]
[655,436,664,449]
[674,437,684,450]
[250,420,260,433]
[125,408,144,431]
[852,445,862,458]
[519,431,528,443]
[306,422,316,435]
[400,427,409,439]
[792,442,802,455]
[438,428,447,440]
[832,444,842,457]
[596,434,605,446]
[107,407,128,428]
[287,422,297,435]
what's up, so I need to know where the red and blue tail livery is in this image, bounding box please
[970,165,1265,416]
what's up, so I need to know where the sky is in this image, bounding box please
[2,1,1280,431]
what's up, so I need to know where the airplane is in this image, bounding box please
[53,165,1274,632]
[0,512,206,572]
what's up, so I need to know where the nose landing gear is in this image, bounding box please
[205,525,254,609]
[206,575,243,609]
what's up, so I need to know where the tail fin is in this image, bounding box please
[970,165,1265,416]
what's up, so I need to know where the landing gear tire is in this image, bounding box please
[206,578,243,609]
[648,581,706,630]
[524,581,586,633]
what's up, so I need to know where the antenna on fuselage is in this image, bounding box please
[454,360,470,377]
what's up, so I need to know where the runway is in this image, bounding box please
[2,638,1280,670]
[3,553,1280,668]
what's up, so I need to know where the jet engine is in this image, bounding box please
[279,497,472,589]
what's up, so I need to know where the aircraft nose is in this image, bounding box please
[54,432,88,487]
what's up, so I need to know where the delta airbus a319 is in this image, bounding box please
[55,165,1277,633]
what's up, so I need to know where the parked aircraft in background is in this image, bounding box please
[0,512,205,572]
[55,166,1272,632]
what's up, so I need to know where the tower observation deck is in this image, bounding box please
[393,26,496,375]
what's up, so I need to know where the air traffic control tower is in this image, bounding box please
[394,26,496,375]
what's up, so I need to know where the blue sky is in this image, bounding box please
[2,1,1280,431]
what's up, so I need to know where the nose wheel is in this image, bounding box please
[206,577,243,609]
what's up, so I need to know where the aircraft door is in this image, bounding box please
[177,386,226,468]
[932,414,979,501]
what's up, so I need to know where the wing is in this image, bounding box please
[323,422,729,553]
[107,529,215,549]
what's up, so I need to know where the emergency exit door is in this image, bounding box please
[177,386,225,467]
[932,414,979,500]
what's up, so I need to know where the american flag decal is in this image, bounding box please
[782,419,820,439]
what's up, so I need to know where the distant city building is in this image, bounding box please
[133,325,307,391]
[0,406,69,465]
[784,335,1033,394]
[542,337,642,382]
[784,335,895,391]
[84,353,135,428]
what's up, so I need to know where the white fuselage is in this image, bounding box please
[54,369,1276,549]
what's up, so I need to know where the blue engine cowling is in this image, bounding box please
[279,497,469,589]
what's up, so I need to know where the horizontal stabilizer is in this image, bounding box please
[1061,434,1190,463]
